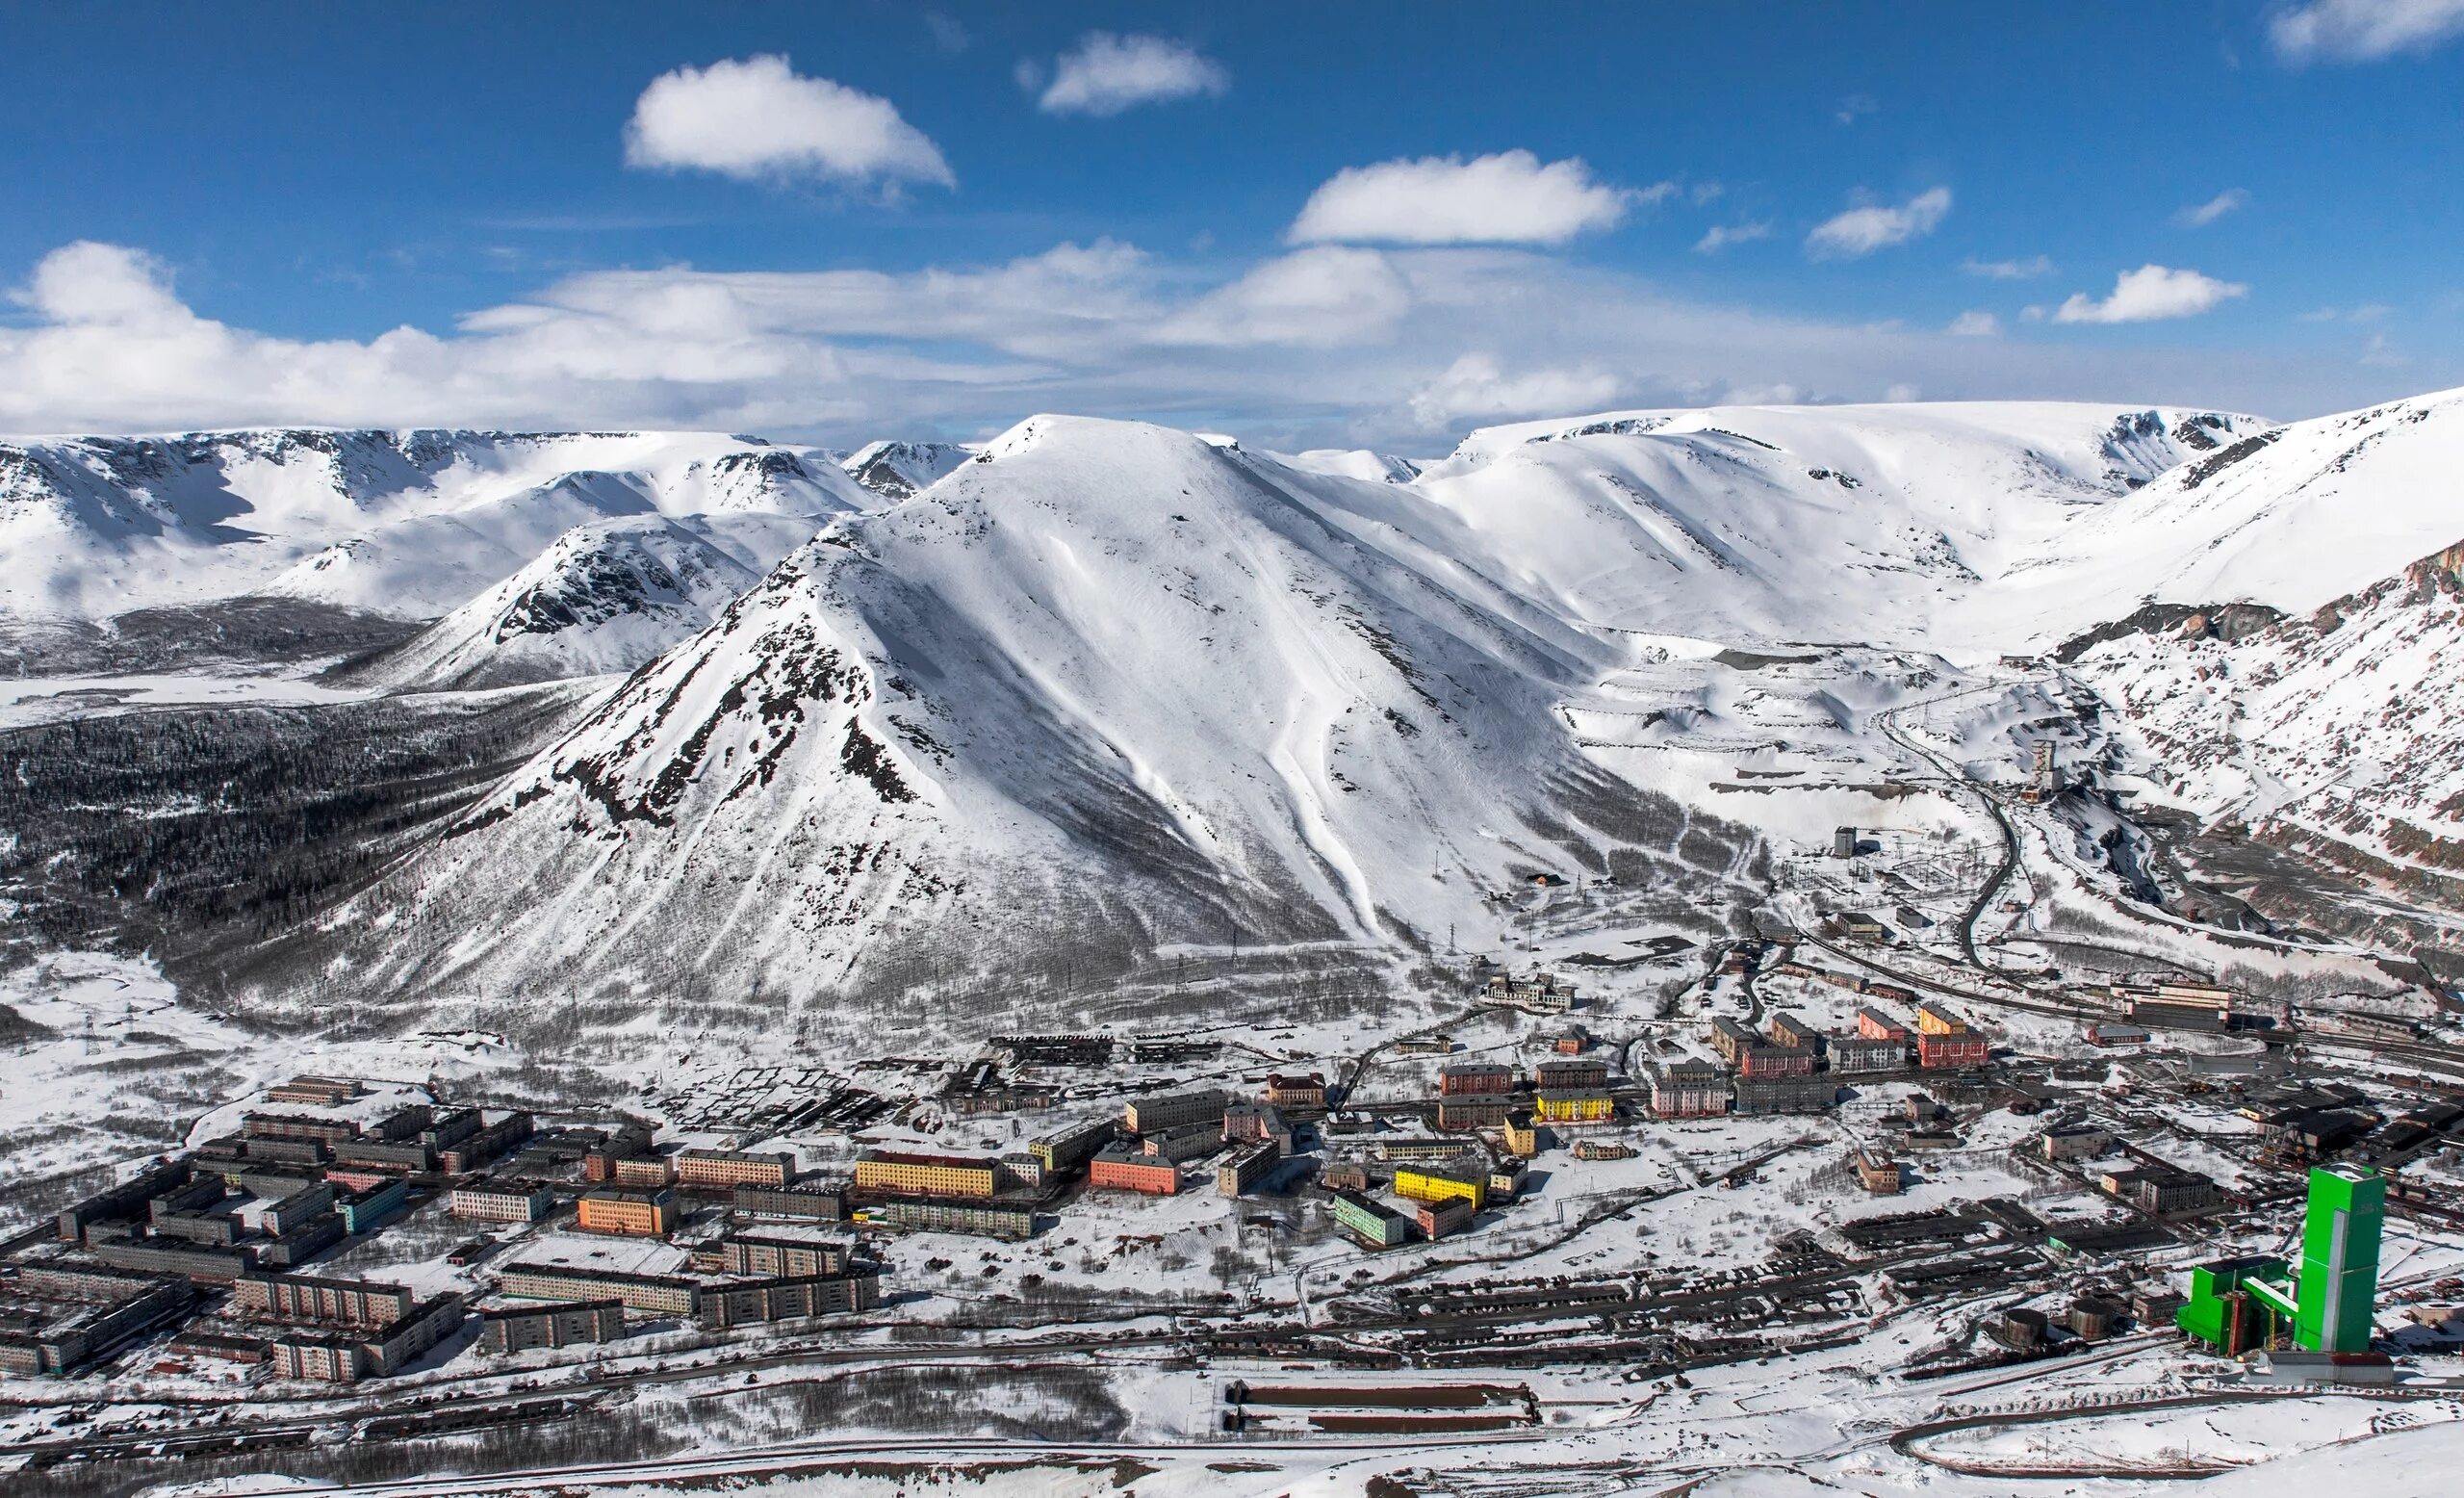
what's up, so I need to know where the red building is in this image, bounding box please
[1855,1007,1911,1042]
[1736,1046,1814,1078]
[1089,1150,1181,1196]
[1438,1064,1515,1097]
[1916,1031,1990,1069]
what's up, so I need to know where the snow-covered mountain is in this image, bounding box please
[839,440,976,501]
[342,513,812,691]
[0,427,873,621]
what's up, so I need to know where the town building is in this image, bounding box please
[1123,1089,1228,1135]
[1502,1113,1541,1156]
[1648,1061,1728,1119]
[1826,1034,1906,1073]
[716,1234,854,1278]
[2086,1021,2152,1046]
[1435,1097,1517,1130]
[674,1149,795,1192]
[437,1112,535,1174]
[1731,1077,1839,1114]
[1416,1197,1476,1240]
[1088,1148,1181,1196]
[475,1300,625,1355]
[56,1159,193,1244]
[1913,1002,1969,1035]
[1534,1056,1611,1092]
[1916,1029,1990,1070]
[1852,1150,1902,1194]
[1319,1159,1372,1193]
[697,1271,881,1330]
[2040,1124,2114,1162]
[1855,1007,1911,1042]
[1488,1159,1527,1201]
[244,1112,361,1146]
[0,1265,194,1376]
[1140,1124,1224,1164]
[732,1181,845,1221]
[231,1273,414,1328]
[1766,1012,1824,1051]
[1736,1043,1815,1079]
[852,1150,998,1201]
[1438,1064,1515,1097]
[610,1155,675,1188]
[864,1195,1036,1239]
[448,1180,556,1225]
[1217,1142,1279,1197]
[89,1240,254,1281]
[1396,1035,1455,1056]
[1262,1073,1326,1109]
[267,1076,361,1108]
[1553,1027,1589,1056]
[1392,1167,1487,1210]
[1029,1118,1119,1175]
[1220,1102,1294,1153]
[1571,1141,1634,1161]
[1329,1190,1414,1248]
[1534,1091,1615,1125]
[494,1264,700,1316]
[1374,1135,1478,1162]
[576,1189,677,1237]
[264,1293,463,1383]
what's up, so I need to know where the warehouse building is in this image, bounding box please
[852,1150,998,1200]
[475,1300,625,1355]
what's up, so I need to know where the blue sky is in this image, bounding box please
[2,0,2458,447]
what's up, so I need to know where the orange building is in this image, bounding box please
[576,1189,677,1237]
[852,1150,997,1200]
[1088,1149,1181,1196]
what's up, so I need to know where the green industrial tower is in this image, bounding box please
[2293,1164,2386,1354]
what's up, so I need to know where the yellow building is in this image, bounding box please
[1393,1167,1487,1210]
[852,1150,997,1200]
[1533,1091,1615,1124]
[576,1189,676,1237]
[1502,1113,1539,1157]
[1914,1002,1966,1035]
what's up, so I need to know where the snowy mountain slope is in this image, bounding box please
[2001,387,2464,637]
[2066,536,2464,885]
[341,513,811,690]
[840,440,976,501]
[0,427,871,621]
[331,415,1773,1035]
[1270,448,1425,484]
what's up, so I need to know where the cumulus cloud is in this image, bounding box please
[2054,265,2249,323]
[2271,0,2464,62]
[1961,255,2054,280]
[2175,189,2249,227]
[1695,221,1772,254]
[1029,33,1227,116]
[1406,354,1620,428]
[1806,187,1952,259]
[623,55,952,188]
[1288,150,1638,246]
[0,238,2410,450]
[1946,310,2001,337]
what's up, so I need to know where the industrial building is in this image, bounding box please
[851,1150,998,1200]
[2179,1166,2385,1358]
[576,1189,678,1237]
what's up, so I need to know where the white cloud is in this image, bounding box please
[2054,265,2249,323]
[2174,189,2249,227]
[624,55,952,188]
[2298,302,2394,322]
[1406,354,1620,428]
[1962,255,2054,280]
[2361,330,2407,366]
[1806,187,1952,259]
[1835,93,1878,125]
[2271,0,2464,62]
[1884,382,1922,402]
[1288,150,1638,246]
[1695,221,1772,254]
[1156,247,1411,349]
[1946,310,2001,337]
[1030,33,1227,116]
[0,238,2419,451]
